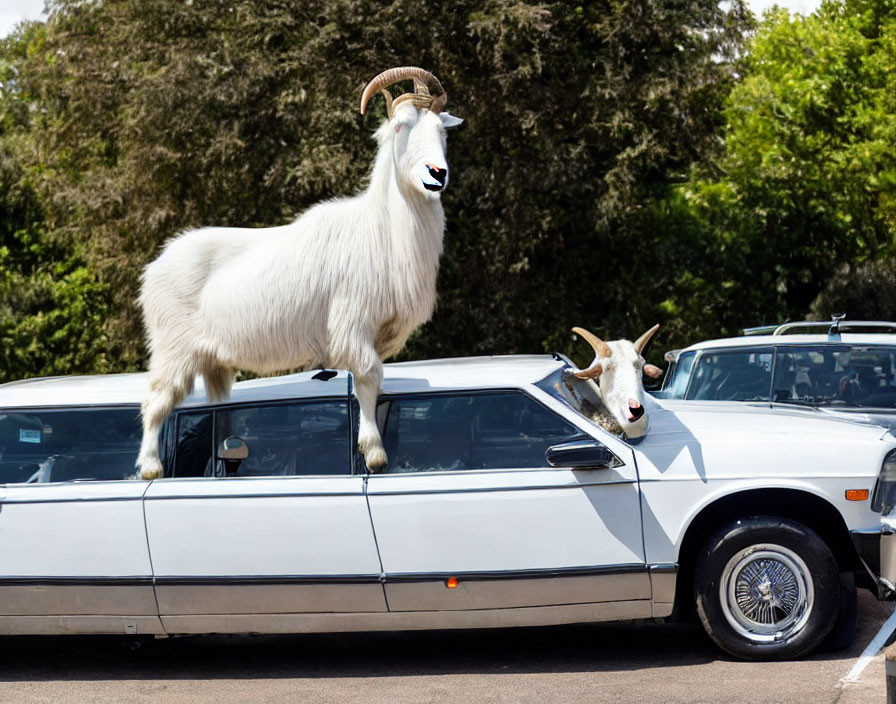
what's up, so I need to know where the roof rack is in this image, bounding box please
[743,325,778,336]
[743,316,896,339]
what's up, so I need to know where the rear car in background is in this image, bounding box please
[654,318,896,430]
[1,354,896,661]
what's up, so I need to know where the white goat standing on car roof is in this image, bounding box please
[570,325,663,437]
[136,67,464,479]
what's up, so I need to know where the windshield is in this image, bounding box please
[661,348,774,402]
[656,351,696,399]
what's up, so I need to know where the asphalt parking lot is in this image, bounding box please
[0,590,893,704]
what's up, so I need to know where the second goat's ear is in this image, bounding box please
[439,112,464,128]
[644,364,663,379]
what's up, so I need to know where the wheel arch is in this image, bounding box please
[673,487,859,619]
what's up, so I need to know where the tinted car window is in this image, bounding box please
[658,351,696,399]
[683,349,773,401]
[173,412,213,477]
[173,400,351,477]
[0,407,141,483]
[380,392,586,473]
[773,346,896,408]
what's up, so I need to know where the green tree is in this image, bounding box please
[808,258,896,320]
[0,23,110,382]
[660,0,896,348]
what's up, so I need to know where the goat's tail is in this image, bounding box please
[203,366,235,403]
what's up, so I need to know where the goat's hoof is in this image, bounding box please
[139,463,163,480]
[364,446,388,472]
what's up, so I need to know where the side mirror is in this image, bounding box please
[217,436,249,477]
[546,440,618,470]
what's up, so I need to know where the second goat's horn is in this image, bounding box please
[573,326,612,358]
[633,324,660,355]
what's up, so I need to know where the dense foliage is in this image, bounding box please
[1,0,896,383]
[661,0,896,342]
[0,24,110,379]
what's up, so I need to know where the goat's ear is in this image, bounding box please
[643,364,663,379]
[439,112,464,129]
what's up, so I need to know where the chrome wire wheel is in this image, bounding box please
[719,543,814,643]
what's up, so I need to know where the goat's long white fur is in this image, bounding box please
[137,101,462,479]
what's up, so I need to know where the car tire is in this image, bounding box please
[694,516,840,660]
[821,572,857,652]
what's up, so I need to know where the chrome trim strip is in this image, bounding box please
[368,479,635,497]
[0,404,141,413]
[648,564,678,607]
[144,491,361,501]
[171,394,350,413]
[0,496,143,506]
[0,576,153,586]
[154,474,362,484]
[0,564,673,587]
[374,464,624,479]
[1,469,634,497]
[154,574,382,586]
[385,564,647,582]
[649,563,677,574]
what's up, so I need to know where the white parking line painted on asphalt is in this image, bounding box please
[842,604,896,683]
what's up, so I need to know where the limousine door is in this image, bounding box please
[0,406,160,635]
[143,394,386,633]
[365,388,650,623]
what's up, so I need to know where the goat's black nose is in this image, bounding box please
[628,401,645,421]
[426,164,447,185]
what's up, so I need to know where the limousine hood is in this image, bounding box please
[648,397,892,446]
[633,396,896,487]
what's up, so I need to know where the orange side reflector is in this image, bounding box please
[846,489,869,501]
[446,577,459,589]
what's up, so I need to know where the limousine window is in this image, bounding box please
[172,411,212,478]
[0,407,141,483]
[379,391,586,473]
[172,400,351,477]
[773,346,896,407]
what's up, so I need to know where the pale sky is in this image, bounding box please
[1,0,46,38]
[0,0,825,40]
[747,0,823,15]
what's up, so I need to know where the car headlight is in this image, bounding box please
[871,449,896,513]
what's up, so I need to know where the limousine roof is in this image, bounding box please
[0,355,566,409]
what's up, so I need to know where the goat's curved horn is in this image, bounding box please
[360,66,446,117]
[572,326,612,358]
[633,324,660,355]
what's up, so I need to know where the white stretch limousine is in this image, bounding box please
[1,355,896,660]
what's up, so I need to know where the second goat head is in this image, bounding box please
[572,325,662,438]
